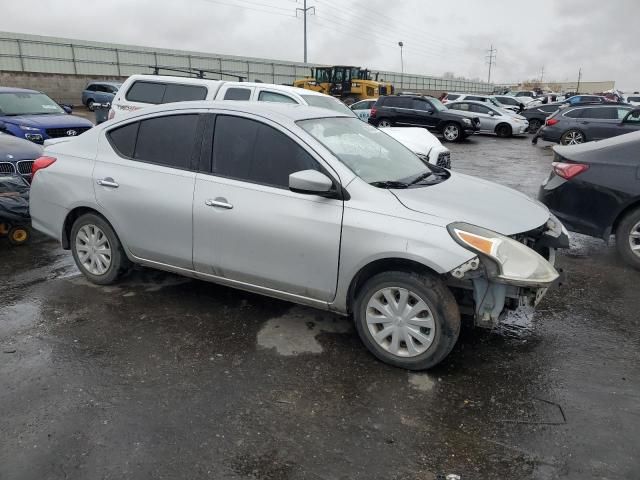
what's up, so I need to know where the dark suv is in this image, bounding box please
[368,95,480,142]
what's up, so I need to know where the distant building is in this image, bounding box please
[498,80,616,94]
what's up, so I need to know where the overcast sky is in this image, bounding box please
[0,0,638,90]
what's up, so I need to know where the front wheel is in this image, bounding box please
[560,129,586,145]
[615,208,640,270]
[70,213,129,284]
[441,122,462,142]
[86,99,95,111]
[495,123,512,138]
[353,271,461,370]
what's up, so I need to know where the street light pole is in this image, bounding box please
[398,41,404,88]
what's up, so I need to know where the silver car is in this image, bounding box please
[29,101,566,370]
[446,100,529,137]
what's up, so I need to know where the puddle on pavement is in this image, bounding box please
[0,300,41,337]
[408,372,435,392]
[257,306,351,356]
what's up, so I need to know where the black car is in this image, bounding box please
[522,103,564,132]
[537,105,640,145]
[539,131,640,268]
[368,95,480,142]
[0,131,43,181]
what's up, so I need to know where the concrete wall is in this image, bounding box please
[0,71,126,105]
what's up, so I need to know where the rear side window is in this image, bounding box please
[581,107,617,119]
[258,91,297,103]
[564,109,585,118]
[385,97,412,108]
[108,122,139,158]
[446,94,460,101]
[224,88,252,100]
[126,81,166,104]
[162,84,207,103]
[212,115,319,189]
[108,114,200,169]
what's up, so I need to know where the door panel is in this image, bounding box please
[193,175,342,301]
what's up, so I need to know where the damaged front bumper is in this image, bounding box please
[447,219,568,329]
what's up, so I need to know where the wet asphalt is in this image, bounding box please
[1,132,639,480]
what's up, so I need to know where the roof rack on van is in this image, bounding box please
[148,66,246,82]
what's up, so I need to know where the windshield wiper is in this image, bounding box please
[369,180,409,189]
[409,171,434,185]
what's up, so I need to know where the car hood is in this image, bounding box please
[382,127,443,155]
[0,114,93,129]
[0,132,43,159]
[393,171,550,235]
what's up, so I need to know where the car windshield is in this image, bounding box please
[488,98,503,108]
[298,117,446,186]
[0,92,64,115]
[300,95,355,116]
[628,96,640,102]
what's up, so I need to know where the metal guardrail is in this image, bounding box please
[0,35,494,94]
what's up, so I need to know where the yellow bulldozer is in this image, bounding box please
[294,66,394,105]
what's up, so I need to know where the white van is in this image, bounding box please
[108,75,353,120]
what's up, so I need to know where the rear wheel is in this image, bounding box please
[377,118,392,128]
[70,213,129,284]
[86,99,95,111]
[528,118,542,133]
[353,271,461,370]
[615,208,640,270]
[560,129,586,145]
[442,122,462,142]
[495,123,512,138]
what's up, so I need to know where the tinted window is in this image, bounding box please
[496,96,517,105]
[470,103,492,114]
[86,84,98,91]
[582,107,617,119]
[412,99,431,111]
[467,96,484,102]
[564,108,585,118]
[258,91,297,103]
[539,104,559,113]
[134,114,200,169]
[446,94,460,101]
[212,116,319,188]
[126,81,165,104]
[163,84,207,103]
[628,97,640,102]
[385,97,413,108]
[224,88,252,100]
[108,122,139,158]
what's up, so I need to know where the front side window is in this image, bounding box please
[223,88,252,101]
[446,94,460,101]
[258,91,297,104]
[0,92,64,115]
[564,108,585,119]
[412,99,430,111]
[212,115,319,189]
[582,107,617,119]
[299,117,439,185]
[624,110,640,123]
[300,95,354,116]
[108,114,199,170]
[470,103,492,115]
[617,108,632,120]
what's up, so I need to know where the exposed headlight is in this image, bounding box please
[545,213,569,239]
[461,118,472,125]
[19,125,40,131]
[448,222,559,286]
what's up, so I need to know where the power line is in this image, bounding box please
[486,44,496,83]
[198,0,295,17]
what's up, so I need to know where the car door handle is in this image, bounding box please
[205,198,233,209]
[97,178,119,188]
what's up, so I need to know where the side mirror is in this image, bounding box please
[489,111,495,116]
[61,104,73,114]
[289,170,334,195]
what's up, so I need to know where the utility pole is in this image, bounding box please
[486,45,497,84]
[296,0,315,64]
[398,41,404,87]
[576,67,582,94]
[540,65,545,84]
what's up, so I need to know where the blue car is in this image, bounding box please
[0,87,94,144]
[0,131,43,180]
[81,81,121,111]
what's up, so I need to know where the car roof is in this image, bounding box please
[111,100,353,123]
[449,100,496,107]
[88,81,122,86]
[0,86,40,94]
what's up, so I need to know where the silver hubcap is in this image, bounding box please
[444,125,458,140]
[379,120,391,127]
[628,221,640,258]
[564,131,584,145]
[366,287,436,358]
[75,224,112,275]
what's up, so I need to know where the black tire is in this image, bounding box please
[560,129,586,145]
[376,118,393,128]
[615,207,640,270]
[528,118,542,133]
[70,213,129,285]
[8,226,30,245]
[353,271,461,370]
[441,122,462,142]
[495,123,512,138]
[86,99,95,111]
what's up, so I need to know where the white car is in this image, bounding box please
[443,93,520,113]
[381,127,451,168]
[626,94,640,106]
[446,100,529,137]
[350,98,377,121]
[109,74,354,120]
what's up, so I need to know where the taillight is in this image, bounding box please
[552,161,589,180]
[546,118,559,126]
[370,106,377,117]
[32,156,56,177]
[108,108,115,120]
